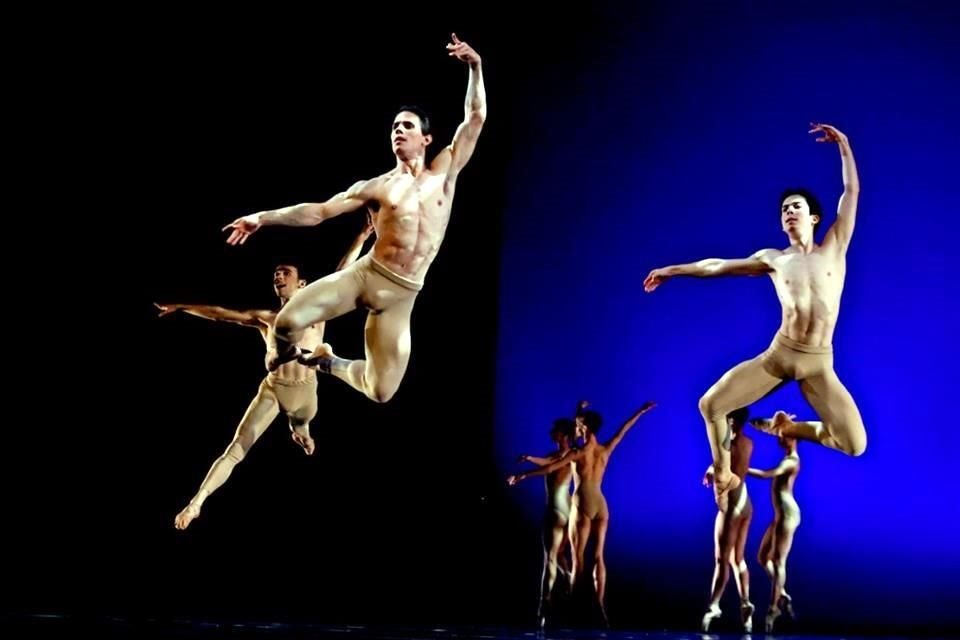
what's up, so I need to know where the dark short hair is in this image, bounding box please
[274,264,302,278]
[780,188,823,235]
[550,418,574,438]
[727,407,750,426]
[581,410,603,435]
[395,105,432,135]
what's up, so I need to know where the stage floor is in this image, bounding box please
[4,614,954,640]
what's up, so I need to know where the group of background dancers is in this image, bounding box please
[509,402,802,633]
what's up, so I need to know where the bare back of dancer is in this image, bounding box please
[643,123,866,509]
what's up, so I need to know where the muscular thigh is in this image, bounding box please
[703,353,785,415]
[364,294,416,367]
[233,382,281,448]
[733,503,752,562]
[800,367,865,443]
[279,265,365,328]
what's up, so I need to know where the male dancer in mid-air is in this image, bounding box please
[158,219,374,530]
[644,123,866,508]
[222,33,486,404]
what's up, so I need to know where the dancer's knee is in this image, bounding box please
[274,307,309,341]
[224,441,249,464]
[846,438,867,457]
[593,550,605,568]
[575,549,587,568]
[368,381,398,404]
[370,390,393,404]
[831,424,867,456]
[698,390,728,421]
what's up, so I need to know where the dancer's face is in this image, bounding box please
[273,265,305,300]
[780,195,820,237]
[391,111,432,160]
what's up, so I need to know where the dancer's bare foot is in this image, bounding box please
[174,503,201,530]
[713,471,741,511]
[291,429,316,455]
[701,604,721,632]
